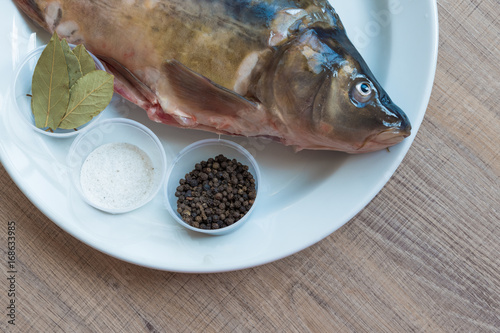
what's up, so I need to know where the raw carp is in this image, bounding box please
[13,0,411,153]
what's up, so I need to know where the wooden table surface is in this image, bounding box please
[1,1,499,332]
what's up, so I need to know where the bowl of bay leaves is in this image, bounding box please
[12,33,114,138]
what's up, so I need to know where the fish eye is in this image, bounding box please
[358,82,371,95]
[350,81,374,106]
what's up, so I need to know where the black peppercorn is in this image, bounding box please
[175,154,256,230]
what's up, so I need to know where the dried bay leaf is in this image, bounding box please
[72,44,96,75]
[31,32,69,129]
[61,39,82,88]
[58,70,114,129]
[30,33,113,131]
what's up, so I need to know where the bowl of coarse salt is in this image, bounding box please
[67,118,167,214]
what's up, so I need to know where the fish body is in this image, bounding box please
[14,0,411,153]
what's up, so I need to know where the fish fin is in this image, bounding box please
[14,0,48,31]
[162,60,257,116]
[100,56,158,104]
[98,56,165,117]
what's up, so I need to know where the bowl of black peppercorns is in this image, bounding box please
[165,138,261,235]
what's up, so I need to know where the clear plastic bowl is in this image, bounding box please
[12,44,107,137]
[67,118,167,214]
[165,138,261,235]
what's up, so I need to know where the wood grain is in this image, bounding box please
[1,0,499,332]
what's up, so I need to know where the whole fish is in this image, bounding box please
[13,0,411,153]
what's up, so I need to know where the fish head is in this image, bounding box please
[271,27,411,153]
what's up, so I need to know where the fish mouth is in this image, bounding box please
[370,104,413,149]
[375,127,411,145]
[355,126,411,153]
[356,100,412,153]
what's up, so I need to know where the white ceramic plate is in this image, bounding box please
[0,0,438,272]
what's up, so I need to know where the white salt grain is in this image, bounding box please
[80,143,155,211]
